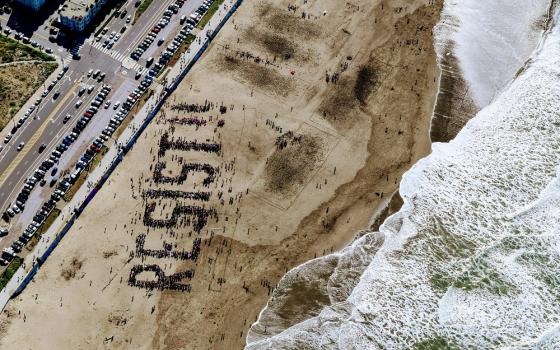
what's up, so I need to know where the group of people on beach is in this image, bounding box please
[127,100,227,293]
[134,234,202,261]
[143,202,217,233]
[158,131,222,158]
[170,101,213,113]
[153,162,217,186]
[128,263,194,292]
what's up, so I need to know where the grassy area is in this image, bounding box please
[113,89,154,140]
[168,33,196,67]
[134,0,154,24]
[61,146,108,204]
[25,235,40,252]
[37,208,61,235]
[0,34,55,64]
[89,146,109,170]
[0,256,23,290]
[197,0,225,29]
[0,34,58,131]
[63,171,88,202]
[0,62,58,131]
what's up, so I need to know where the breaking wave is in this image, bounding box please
[246,1,560,349]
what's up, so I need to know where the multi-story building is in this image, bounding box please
[59,0,109,32]
[14,0,47,11]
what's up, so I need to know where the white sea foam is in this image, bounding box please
[435,0,550,108]
[246,1,560,349]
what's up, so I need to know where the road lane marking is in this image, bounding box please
[123,0,173,55]
[0,79,113,211]
[0,83,80,187]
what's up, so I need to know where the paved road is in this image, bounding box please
[0,0,206,247]
[0,0,240,310]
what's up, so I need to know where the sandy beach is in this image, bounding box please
[0,0,444,348]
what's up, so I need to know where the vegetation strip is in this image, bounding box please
[0,35,55,64]
[0,34,58,131]
[37,208,62,235]
[197,0,225,29]
[0,257,22,290]
[134,0,154,23]
[168,33,196,67]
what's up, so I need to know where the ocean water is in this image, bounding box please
[246,1,560,349]
[436,0,551,108]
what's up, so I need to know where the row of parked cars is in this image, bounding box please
[0,84,117,265]
[141,0,214,78]
[0,0,218,266]
[130,0,185,61]
[0,176,72,266]
[2,26,54,54]
[4,83,112,220]
[1,65,69,154]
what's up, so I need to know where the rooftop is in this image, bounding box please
[60,0,99,19]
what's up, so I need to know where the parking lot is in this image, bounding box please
[0,0,215,268]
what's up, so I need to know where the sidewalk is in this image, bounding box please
[0,0,242,310]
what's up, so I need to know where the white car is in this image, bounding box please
[75,100,83,108]
[113,101,121,109]
[17,142,25,151]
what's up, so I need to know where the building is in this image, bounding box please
[14,0,47,11]
[59,0,109,32]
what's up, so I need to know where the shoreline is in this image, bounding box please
[248,0,560,346]
[0,1,446,349]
